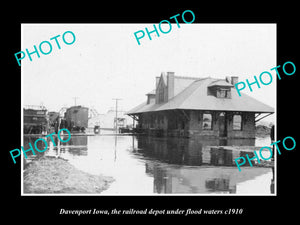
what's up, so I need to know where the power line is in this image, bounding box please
[112,98,122,133]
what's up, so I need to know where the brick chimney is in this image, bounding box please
[167,72,175,100]
[231,76,239,86]
[225,76,231,83]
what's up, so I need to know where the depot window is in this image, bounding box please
[202,113,212,130]
[217,88,231,98]
[233,114,242,130]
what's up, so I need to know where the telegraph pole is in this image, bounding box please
[73,97,79,106]
[112,98,122,134]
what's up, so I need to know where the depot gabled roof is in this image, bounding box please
[127,77,274,115]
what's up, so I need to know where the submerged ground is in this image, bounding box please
[23,133,274,195]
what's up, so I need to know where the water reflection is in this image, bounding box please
[135,136,259,167]
[206,178,235,193]
[60,136,88,156]
[144,161,272,194]
[23,134,274,195]
[132,136,273,194]
[23,136,47,166]
[23,135,88,161]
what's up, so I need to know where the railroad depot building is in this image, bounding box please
[127,72,274,138]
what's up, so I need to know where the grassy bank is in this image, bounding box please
[23,157,114,194]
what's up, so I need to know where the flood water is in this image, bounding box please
[23,133,275,195]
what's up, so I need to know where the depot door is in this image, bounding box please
[218,112,227,137]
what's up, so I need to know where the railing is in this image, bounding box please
[24,105,47,110]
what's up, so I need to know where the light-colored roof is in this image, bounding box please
[208,80,234,87]
[146,89,156,95]
[127,78,274,114]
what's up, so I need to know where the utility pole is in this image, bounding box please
[73,97,79,106]
[112,98,122,134]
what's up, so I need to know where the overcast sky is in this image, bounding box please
[22,23,276,121]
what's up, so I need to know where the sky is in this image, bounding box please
[22,23,276,122]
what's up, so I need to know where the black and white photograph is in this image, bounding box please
[21,23,276,195]
[4,4,299,220]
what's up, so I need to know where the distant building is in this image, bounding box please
[23,105,48,134]
[88,109,133,130]
[48,111,59,125]
[127,72,274,138]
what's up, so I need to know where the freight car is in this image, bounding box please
[23,106,48,134]
[64,106,89,133]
